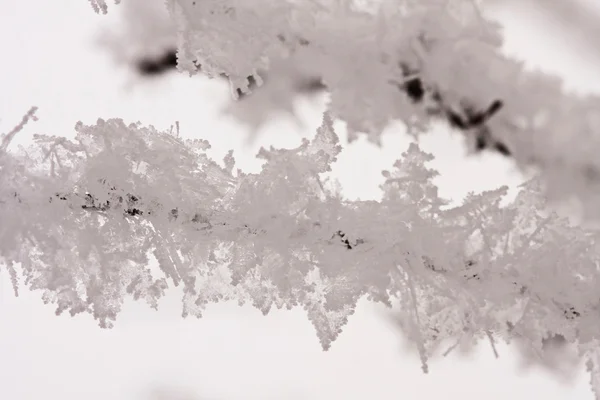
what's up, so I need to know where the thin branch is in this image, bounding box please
[0,106,38,153]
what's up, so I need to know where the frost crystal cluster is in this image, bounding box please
[3,0,600,396]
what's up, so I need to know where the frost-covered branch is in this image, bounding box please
[95,0,600,215]
[47,184,367,250]
[2,114,599,367]
[0,106,38,152]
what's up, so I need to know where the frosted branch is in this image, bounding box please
[93,0,600,215]
[0,106,38,153]
[1,116,598,358]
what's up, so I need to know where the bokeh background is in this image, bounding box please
[1,1,599,398]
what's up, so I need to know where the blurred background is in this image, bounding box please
[1,0,599,398]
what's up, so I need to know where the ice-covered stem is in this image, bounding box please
[0,106,38,154]
[136,45,508,155]
[47,185,368,250]
[2,116,599,359]
[93,0,600,214]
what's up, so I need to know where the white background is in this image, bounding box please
[0,1,598,398]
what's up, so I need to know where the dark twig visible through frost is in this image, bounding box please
[135,48,325,99]
[4,183,583,321]
[135,46,508,156]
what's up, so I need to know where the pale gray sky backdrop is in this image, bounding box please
[0,1,598,399]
